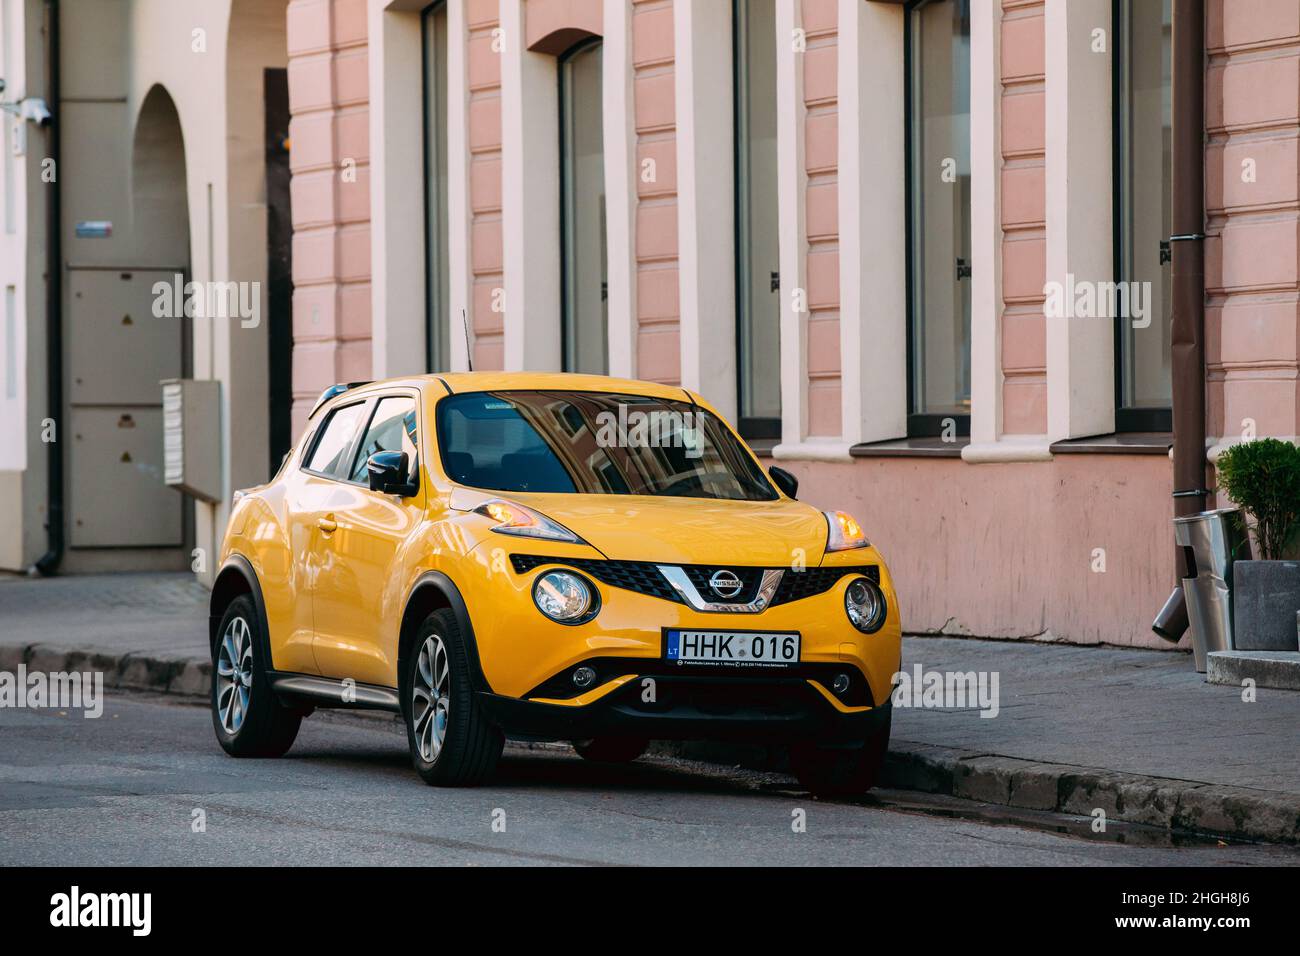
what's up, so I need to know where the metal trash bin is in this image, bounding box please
[1173,508,1248,672]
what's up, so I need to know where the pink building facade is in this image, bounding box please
[282,0,1299,648]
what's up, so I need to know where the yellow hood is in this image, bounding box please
[502,492,830,566]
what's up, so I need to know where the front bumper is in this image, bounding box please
[457,544,904,713]
[478,672,892,744]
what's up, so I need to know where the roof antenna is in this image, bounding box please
[461,308,474,372]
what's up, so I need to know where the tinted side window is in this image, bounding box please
[349,396,419,484]
[305,402,368,478]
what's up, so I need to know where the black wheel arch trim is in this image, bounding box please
[402,570,494,695]
[210,553,275,673]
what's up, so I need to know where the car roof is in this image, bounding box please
[355,372,696,403]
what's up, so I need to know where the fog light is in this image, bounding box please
[832,673,851,695]
[572,666,597,689]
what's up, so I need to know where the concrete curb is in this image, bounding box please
[1208,650,1300,691]
[882,740,1300,845]
[0,643,212,699]
[5,643,1297,844]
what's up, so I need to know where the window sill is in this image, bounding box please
[746,437,780,458]
[849,437,969,459]
[1049,432,1173,456]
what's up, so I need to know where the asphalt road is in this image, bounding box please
[2,692,1298,867]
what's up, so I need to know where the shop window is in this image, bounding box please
[559,39,607,374]
[734,0,781,439]
[1113,0,1172,432]
[906,0,971,436]
[422,1,450,371]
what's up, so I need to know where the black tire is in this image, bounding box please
[404,608,504,786]
[790,711,891,797]
[573,737,649,763]
[211,595,301,758]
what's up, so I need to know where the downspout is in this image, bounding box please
[1154,0,1206,638]
[33,0,62,576]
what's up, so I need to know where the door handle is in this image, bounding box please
[317,515,338,534]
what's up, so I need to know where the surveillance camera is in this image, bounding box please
[0,78,7,95]
[20,97,51,127]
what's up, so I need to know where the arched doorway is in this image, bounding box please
[132,86,191,256]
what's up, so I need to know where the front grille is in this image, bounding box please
[510,554,682,603]
[769,565,880,607]
[681,565,765,604]
[509,554,878,609]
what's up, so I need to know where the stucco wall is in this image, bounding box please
[631,0,680,383]
[803,0,840,436]
[1000,0,1047,435]
[1205,0,1300,448]
[467,0,505,368]
[275,0,1300,647]
[287,0,372,436]
[774,452,1177,648]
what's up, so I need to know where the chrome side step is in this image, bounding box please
[269,673,402,713]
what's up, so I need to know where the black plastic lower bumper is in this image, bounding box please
[477,674,890,744]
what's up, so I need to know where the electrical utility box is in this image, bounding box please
[161,378,222,504]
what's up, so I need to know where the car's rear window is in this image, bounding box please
[435,390,777,501]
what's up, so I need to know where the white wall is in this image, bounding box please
[0,0,31,478]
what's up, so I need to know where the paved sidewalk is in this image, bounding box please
[0,571,208,660]
[897,635,1300,795]
[2,572,1299,842]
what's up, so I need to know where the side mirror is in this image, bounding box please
[367,451,417,496]
[769,465,798,499]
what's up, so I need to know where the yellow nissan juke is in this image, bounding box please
[210,373,901,795]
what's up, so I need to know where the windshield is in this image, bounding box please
[436,390,778,501]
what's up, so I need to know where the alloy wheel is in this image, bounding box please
[412,634,451,762]
[216,616,254,734]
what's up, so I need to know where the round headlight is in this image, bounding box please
[533,570,597,624]
[844,577,886,633]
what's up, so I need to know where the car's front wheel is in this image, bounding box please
[211,595,301,757]
[404,608,504,786]
[790,711,891,797]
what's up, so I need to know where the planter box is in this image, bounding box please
[1234,560,1300,651]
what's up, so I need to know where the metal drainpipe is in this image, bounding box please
[1154,0,1207,638]
[33,0,63,576]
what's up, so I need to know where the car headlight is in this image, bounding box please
[823,510,869,551]
[533,570,598,624]
[474,498,584,543]
[844,576,886,633]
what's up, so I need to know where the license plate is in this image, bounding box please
[664,629,800,668]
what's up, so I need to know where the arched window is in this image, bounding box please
[559,38,606,374]
[422,1,449,371]
[1114,0,1172,431]
[906,0,971,435]
[734,0,780,439]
